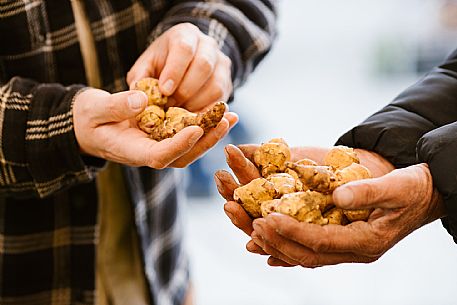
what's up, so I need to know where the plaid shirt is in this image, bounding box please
[0,1,276,304]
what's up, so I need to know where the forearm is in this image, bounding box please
[417,122,457,243]
[150,0,277,87]
[0,77,99,199]
[336,50,457,243]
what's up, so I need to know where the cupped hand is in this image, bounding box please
[252,163,445,268]
[73,88,238,169]
[127,23,233,112]
[214,144,395,265]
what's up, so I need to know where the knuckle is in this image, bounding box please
[148,157,167,169]
[227,79,234,96]
[176,87,192,101]
[262,243,276,255]
[195,55,214,74]
[105,100,121,120]
[220,53,232,66]
[176,40,195,56]
[310,239,330,253]
[210,84,224,100]
[179,22,199,33]
[126,69,134,82]
[363,182,380,202]
[205,35,219,48]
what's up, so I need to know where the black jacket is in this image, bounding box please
[337,49,457,243]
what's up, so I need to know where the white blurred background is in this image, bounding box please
[183,1,457,304]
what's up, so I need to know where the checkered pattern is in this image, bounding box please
[0,1,276,304]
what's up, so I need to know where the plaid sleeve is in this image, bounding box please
[149,0,277,87]
[0,77,98,199]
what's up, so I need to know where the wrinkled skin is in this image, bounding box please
[214,144,445,268]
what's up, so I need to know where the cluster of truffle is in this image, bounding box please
[233,139,372,225]
[134,77,226,141]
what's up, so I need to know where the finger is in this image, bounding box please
[237,144,259,162]
[158,27,199,96]
[214,170,239,201]
[90,90,148,125]
[267,256,297,267]
[251,222,302,266]
[170,112,238,168]
[254,218,374,267]
[126,44,159,86]
[142,126,204,168]
[172,36,218,105]
[246,233,298,267]
[333,165,425,210]
[224,201,254,236]
[246,239,268,255]
[179,57,232,112]
[265,213,385,257]
[170,117,230,168]
[266,242,372,268]
[127,64,155,89]
[224,111,238,127]
[224,144,261,185]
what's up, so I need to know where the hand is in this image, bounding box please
[127,23,233,112]
[252,163,446,268]
[73,88,238,169]
[214,144,395,266]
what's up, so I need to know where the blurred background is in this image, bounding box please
[182,1,457,304]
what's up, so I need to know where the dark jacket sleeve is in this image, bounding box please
[417,123,457,243]
[149,0,277,88]
[336,49,457,243]
[0,77,99,199]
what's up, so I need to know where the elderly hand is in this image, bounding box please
[73,88,237,169]
[127,23,233,112]
[252,163,446,267]
[214,144,395,266]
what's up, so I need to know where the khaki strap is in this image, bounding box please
[96,163,150,305]
[70,0,101,88]
[70,1,149,304]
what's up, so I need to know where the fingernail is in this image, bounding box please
[128,92,146,110]
[336,188,354,207]
[224,146,231,159]
[214,175,222,188]
[162,79,175,94]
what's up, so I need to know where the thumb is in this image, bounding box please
[94,90,148,124]
[333,167,415,210]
